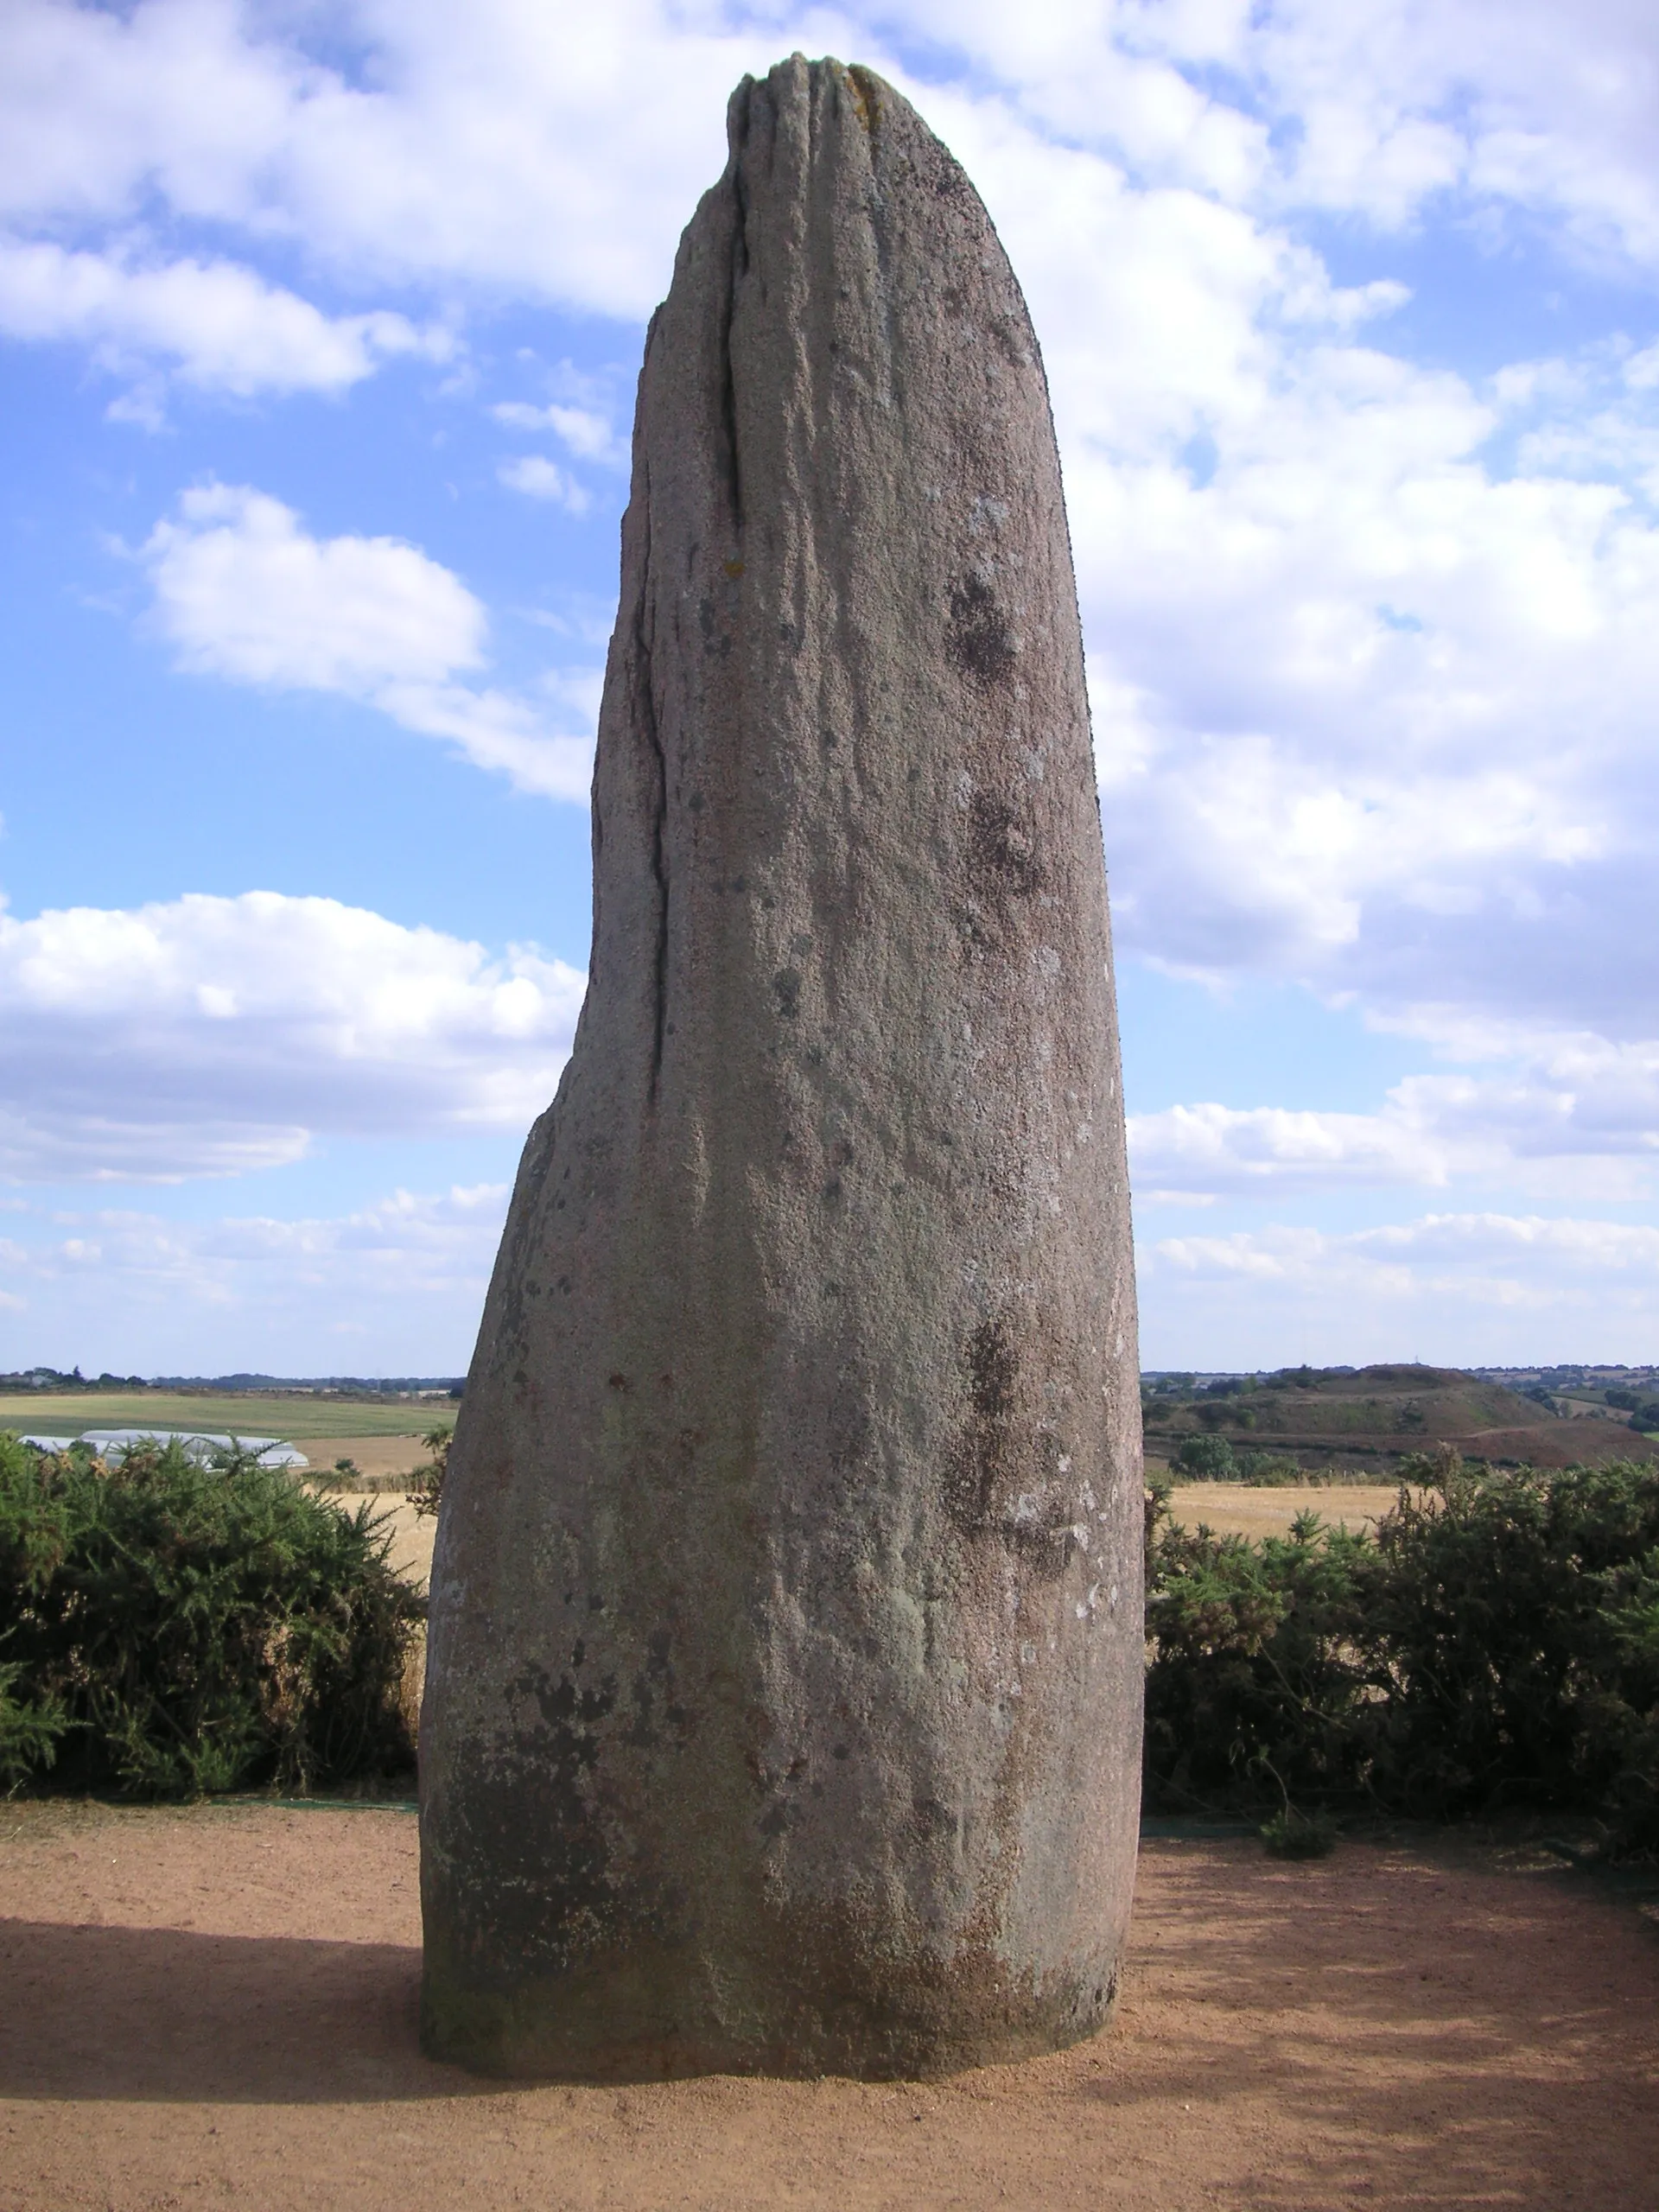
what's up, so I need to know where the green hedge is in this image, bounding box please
[0,1432,422,1797]
[1145,1454,1659,1854]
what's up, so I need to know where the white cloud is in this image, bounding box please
[0,237,448,402]
[10,9,1659,1019]
[1132,1025,1659,1203]
[144,484,484,690]
[10,0,1659,1357]
[3,2,1657,306]
[0,891,586,1180]
[0,0,770,315]
[18,2,1655,294]
[141,485,595,800]
[497,454,592,512]
[1140,1210,1659,1366]
[0,1184,511,1376]
[1132,1100,1452,1200]
[493,398,626,466]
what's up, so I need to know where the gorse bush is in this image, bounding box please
[1146,1506,1378,1816]
[1144,1452,1659,1855]
[405,1422,453,1520]
[1365,1457,1659,1840]
[0,1432,423,1797]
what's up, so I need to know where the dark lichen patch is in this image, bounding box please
[947,575,1018,689]
[968,1319,1014,1421]
[943,1324,1075,1581]
[623,1627,693,1751]
[772,968,803,1018]
[968,792,1041,897]
[434,1663,620,1981]
[944,1318,1018,1529]
[1003,1519,1074,1583]
[696,595,734,657]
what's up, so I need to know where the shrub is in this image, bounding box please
[1260,1806,1338,1859]
[1173,1433,1237,1481]
[0,1432,423,1797]
[405,1423,453,1520]
[1142,1453,1659,1856]
[1365,1453,1659,1843]
[1143,1498,1376,1817]
[1235,1451,1304,1485]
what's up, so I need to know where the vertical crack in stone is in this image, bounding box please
[632,483,671,1098]
[719,83,752,532]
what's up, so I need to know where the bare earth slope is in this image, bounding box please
[2,1802,1654,2209]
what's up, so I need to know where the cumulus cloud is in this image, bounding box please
[8,7,1658,1027]
[0,891,586,1180]
[0,0,763,314]
[141,486,595,800]
[9,3,1659,295]
[1132,1025,1659,1203]
[916,86,1659,1038]
[0,237,448,403]
[11,0,1659,1336]
[1140,1210,1659,1365]
[497,454,592,512]
[0,1184,511,1376]
[494,398,626,467]
[144,484,483,690]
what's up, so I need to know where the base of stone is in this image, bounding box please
[420,1948,1122,2082]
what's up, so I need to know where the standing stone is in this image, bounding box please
[420,53,1141,2081]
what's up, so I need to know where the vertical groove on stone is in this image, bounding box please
[420,52,1142,2082]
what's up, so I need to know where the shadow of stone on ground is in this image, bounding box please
[0,1920,468,2105]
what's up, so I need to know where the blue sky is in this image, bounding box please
[3,0,1659,1375]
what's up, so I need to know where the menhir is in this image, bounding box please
[420,52,1142,2081]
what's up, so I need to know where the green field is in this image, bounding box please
[0,1393,448,1440]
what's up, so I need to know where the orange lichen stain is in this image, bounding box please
[723,559,745,579]
[844,66,874,133]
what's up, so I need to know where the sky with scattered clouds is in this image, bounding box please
[3,0,1659,1374]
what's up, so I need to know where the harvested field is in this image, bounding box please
[1,1802,1653,2209]
[365,1496,436,1592]
[1167,1483,1409,1541]
[302,1434,433,1484]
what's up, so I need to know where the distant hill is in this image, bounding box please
[1141,1362,1653,1475]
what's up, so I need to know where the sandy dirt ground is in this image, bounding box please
[1167,1484,1411,1541]
[1,1802,1654,2210]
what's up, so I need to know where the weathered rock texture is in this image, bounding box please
[420,54,1141,2081]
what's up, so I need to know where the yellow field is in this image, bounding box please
[1167,1482,1411,1539]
